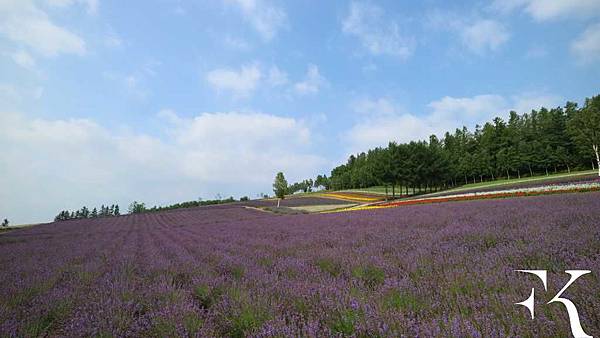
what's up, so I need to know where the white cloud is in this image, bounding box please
[156,108,181,124]
[460,20,510,54]
[344,114,436,154]
[33,86,44,99]
[46,0,98,15]
[0,0,86,57]
[427,94,508,123]
[10,50,36,70]
[124,75,150,99]
[342,1,415,59]
[428,11,509,54]
[206,63,262,98]
[428,93,562,125]
[223,36,251,51]
[267,65,288,86]
[362,63,378,73]
[104,34,123,48]
[511,93,563,112]
[205,62,325,98]
[228,0,287,41]
[294,64,327,95]
[0,110,325,224]
[85,0,98,14]
[342,98,441,154]
[103,72,149,100]
[491,0,600,21]
[173,112,316,181]
[353,97,400,117]
[0,84,21,104]
[173,6,186,15]
[571,23,600,64]
[125,75,139,90]
[525,44,548,59]
[0,83,44,105]
[343,93,562,155]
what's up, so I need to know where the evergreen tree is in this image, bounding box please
[272,172,288,207]
[128,201,146,214]
[328,94,600,190]
[81,206,90,218]
[567,95,600,176]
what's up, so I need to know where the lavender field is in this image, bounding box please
[1,193,599,337]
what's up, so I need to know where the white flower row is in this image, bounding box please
[408,181,600,203]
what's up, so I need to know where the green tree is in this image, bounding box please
[314,174,330,190]
[272,172,288,207]
[326,94,597,191]
[80,206,90,218]
[128,201,146,214]
[114,204,120,216]
[568,95,600,176]
[1,219,8,227]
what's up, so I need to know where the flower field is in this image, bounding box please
[1,193,600,337]
[316,192,385,203]
[427,174,599,198]
[241,196,352,208]
[332,181,600,212]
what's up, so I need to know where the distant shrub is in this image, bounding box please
[171,271,192,289]
[183,313,203,336]
[352,265,385,288]
[257,257,273,268]
[316,258,342,277]
[25,300,72,337]
[330,309,359,336]
[193,284,223,309]
[149,318,177,337]
[230,266,245,280]
[383,289,422,312]
[228,306,266,338]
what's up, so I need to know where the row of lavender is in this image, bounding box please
[1,193,599,336]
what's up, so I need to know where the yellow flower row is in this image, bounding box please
[320,204,391,214]
[317,193,381,202]
[322,185,600,214]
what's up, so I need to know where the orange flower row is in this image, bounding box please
[379,186,600,208]
[318,192,384,202]
[324,186,600,213]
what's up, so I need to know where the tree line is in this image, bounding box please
[54,196,252,221]
[55,204,120,221]
[323,94,600,195]
[273,174,331,199]
[287,179,315,194]
[286,176,335,194]
[127,197,242,214]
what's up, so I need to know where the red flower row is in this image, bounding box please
[378,186,600,208]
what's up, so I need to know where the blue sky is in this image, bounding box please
[1,0,600,224]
